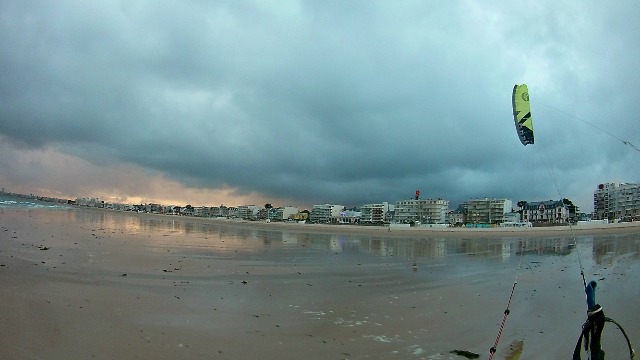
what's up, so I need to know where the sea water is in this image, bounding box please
[0,194,71,210]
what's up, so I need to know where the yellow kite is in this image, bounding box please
[512,84,534,145]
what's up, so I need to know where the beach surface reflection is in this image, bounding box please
[1,208,638,359]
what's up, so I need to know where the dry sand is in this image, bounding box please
[1,207,638,359]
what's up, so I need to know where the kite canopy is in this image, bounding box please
[512,84,534,145]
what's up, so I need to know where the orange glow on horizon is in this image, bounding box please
[0,143,301,208]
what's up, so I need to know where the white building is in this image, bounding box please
[502,212,521,223]
[393,198,449,224]
[271,206,299,221]
[336,209,361,224]
[522,200,571,224]
[310,204,344,224]
[360,202,390,224]
[594,182,640,221]
[237,205,261,220]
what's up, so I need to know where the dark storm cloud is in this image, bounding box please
[1,0,639,210]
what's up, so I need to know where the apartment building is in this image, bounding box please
[360,202,391,224]
[209,205,233,217]
[237,205,261,220]
[464,198,512,225]
[270,206,299,221]
[393,198,449,224]
[310,204,344,223]
[594,182,640,221]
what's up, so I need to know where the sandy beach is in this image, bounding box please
[1,206,638,359]
[78,205,640,238]
[207,215,640,238]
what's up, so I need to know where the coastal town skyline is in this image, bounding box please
[0,183,604,219]
[1,1,639,213]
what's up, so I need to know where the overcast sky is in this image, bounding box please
[1,1,639,211]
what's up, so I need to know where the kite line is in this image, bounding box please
[538,101,640,153]
[489,84,636,359]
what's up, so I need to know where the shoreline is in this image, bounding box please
[74,205,640,238]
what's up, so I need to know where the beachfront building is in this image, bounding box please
[360,202,391,224]
[336,209,362,224]
[180,205,195,216]
[192,206,223,217]
[237,205,261,220]
[293,210,310,222]
[594,182,640,221]
[269,206,299,221]
[448,206,465,226]
[310,204,344,224]
[76,197,103,207]
[522,200,573,224]
[208,205,232,218]
[502,212,521,223]
[464,198,512,226]
[156,204,167,214]
[192,206,206,217]
[393,198,449,224]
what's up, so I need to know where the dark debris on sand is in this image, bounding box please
[449,349,480,359]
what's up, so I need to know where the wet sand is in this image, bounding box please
[1,207,638,359]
